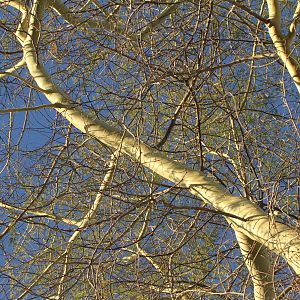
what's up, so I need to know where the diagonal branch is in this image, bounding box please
[156,87,192,149]
[0,59,26,79]
[48,0,124,33]
[136,1,181,41]
[3,2,297,299]
[20,0,300,277]
[49,0,181,43]
[286,1,300,48]
[225,0,269,24]
[56,151,118,298]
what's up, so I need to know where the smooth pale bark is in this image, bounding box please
[266,0,300,93]
[49,0,180,42]
[4,0,299,298]
[23,1,300,275]
[48,0,124,32]
[0,59,26,79]
[235,229,275,299]
[4,0,30,43]
[286,1,300,47]
[0,200,80,226]
[16,149,118,300]
[55,152,117,299]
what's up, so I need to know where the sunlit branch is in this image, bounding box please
[266,0,300,93]
[0,59,26,79]
[0,103,69,114]
[56,151,118,298]
[240,1,267,110]
[135,207,165,276]
[16,147,118,299]
[2,0,297,298]
[0,71,56,93]
[286,1,300,48]
[0,0,30,42]
[234,230,275,299]
[177,54,277,78]
[49,0,124,33]
[21,0,300,277]
[0,200,80,226]
[225,0,269,24]
[156,87,192,149]
[136,1,181,41]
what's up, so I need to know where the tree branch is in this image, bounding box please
[225,0,269,24]
[48,0,124,33]
[0,200,80,226]
[266,0,300,93]
[0,103,69,114]
[234,230,275,300]
[20,0,300,276]
[0,59,26,79]
[56,151,118,298]
[286,1,300,48]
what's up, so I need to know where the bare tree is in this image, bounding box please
[0,0,299,299]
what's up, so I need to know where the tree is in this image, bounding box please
[0,0,299,299]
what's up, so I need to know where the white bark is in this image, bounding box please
[286,1,300,47]
[266,0,300,93]
[22,0,300,276]
[2,0,300,298]
[48,0,124,33]
[0,59,25,79]
[235,229,275,299]
[16,149,118,300]
[0,200,80,226]
[56,152,118,298]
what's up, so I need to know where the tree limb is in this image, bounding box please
[20,0,300,276]
[266,0,300,93]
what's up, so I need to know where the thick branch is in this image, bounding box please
[266,0,300,93]
[21,1,300,277]
[286,1,300,48]
[235,230,275,300]
[0,0,30,42]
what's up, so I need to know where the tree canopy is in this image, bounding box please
[0,0,300,299]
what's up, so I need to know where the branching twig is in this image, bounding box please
[0,103,69,114]
[56,151,118,298]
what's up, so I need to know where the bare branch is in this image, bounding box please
[286,1,300,48]
[0,103,69,114]
[266,0,300,93]
[22,0,300,276]
[0,199,80,226]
